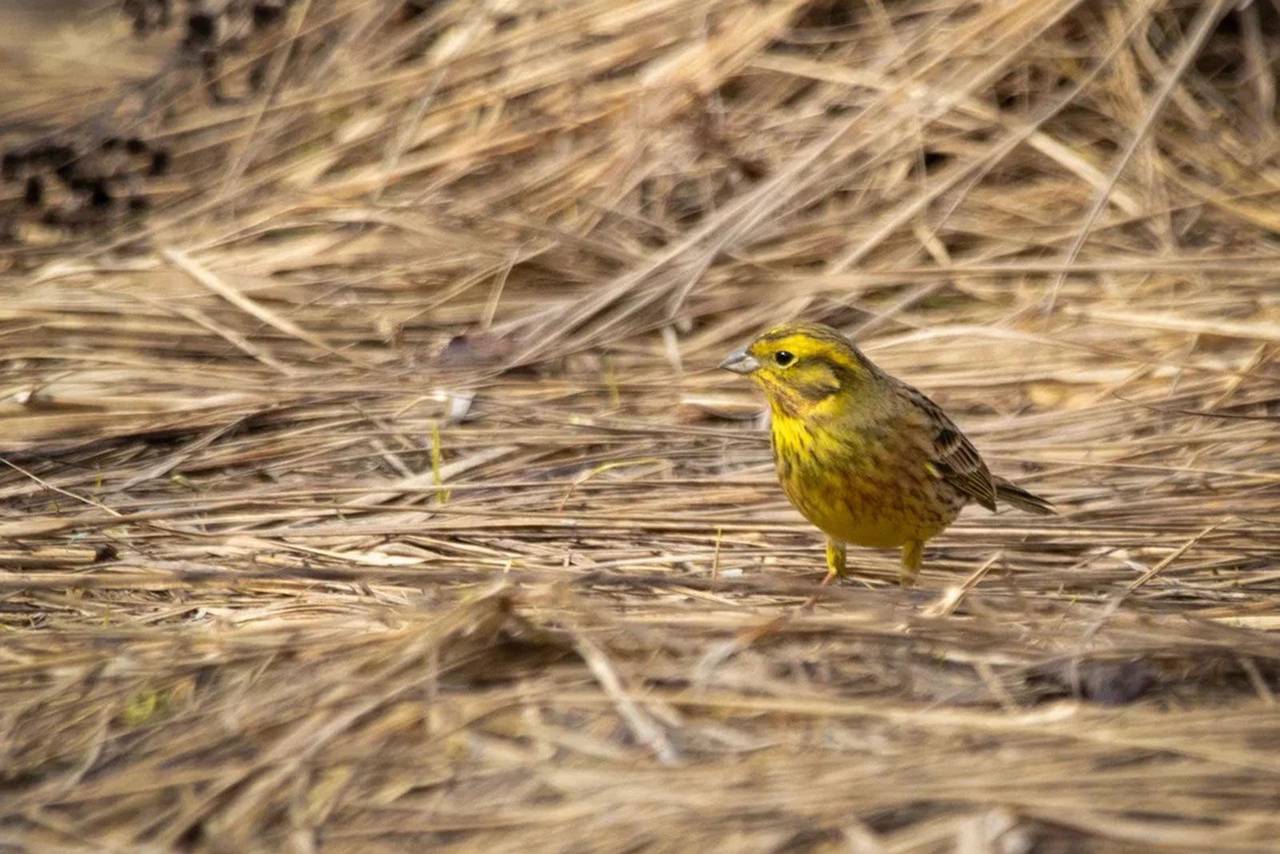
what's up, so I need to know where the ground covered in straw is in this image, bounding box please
[2,1,1279,851]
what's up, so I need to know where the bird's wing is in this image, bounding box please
[899,382,997,511]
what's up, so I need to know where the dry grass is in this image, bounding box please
[2,0,1279,850]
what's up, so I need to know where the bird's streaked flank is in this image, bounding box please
[721,321,1053,587]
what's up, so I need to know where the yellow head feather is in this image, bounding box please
[721,322,878,419]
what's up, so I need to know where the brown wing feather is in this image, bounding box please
[897,381,997,511]
[933,423,997,511]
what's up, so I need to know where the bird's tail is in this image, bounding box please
[994,476,1055,515]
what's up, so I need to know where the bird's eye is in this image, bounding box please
[774,350,795,367]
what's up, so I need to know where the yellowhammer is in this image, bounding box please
[721,321,1053,587]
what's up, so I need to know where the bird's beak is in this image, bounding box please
[719,347,760,375]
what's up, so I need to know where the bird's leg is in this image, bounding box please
[822,539,846,586]
[900,540,923,587]
[797,539,846,611]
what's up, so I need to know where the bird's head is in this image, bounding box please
[719,322,877,418]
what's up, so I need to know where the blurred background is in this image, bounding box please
[1,1,1278,851]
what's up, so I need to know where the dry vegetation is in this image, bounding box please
[2,0,1279,850]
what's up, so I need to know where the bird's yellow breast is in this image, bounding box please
[769,409,958,549]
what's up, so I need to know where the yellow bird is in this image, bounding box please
[721,322,1053,587]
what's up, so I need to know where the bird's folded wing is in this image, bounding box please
[899,381,998,511]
